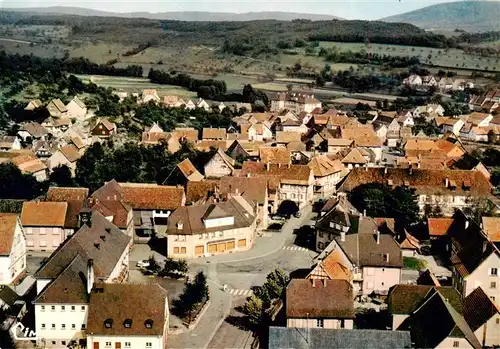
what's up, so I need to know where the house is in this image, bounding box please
[163,95,186,108]
[196,98,210,111]
[422,75,438,87]
[307,155,344,197]
[271,92,322,113]
[33,212,131,348]
[171,159,204,185]
[327,138,353,154]
[339,127,383,161]
[48,145,82,175]
[286,279,355,329]
[482,217,500,244]
[47,99,68,118]
[6,151,48,181]
[398,287,481,349]
[141,89,161,104]
[185,100,196,110]
[438,77,455,92]
[65,96,87,119]
[396,230,421,257]
[91,118,116,138]
[463,286,500,347]
[414,104,445,118]
[141,123,168,146]
[470,90,500,108]
[0,136,21,151]
[166,195,257,258]
[21,201,69,252]
[447,153,491,180]
[467,112,493,127]
[0,285,25,326]
[449,211,500,303]
[17,122,50,142]
[239,162,314,211]
[194,140,229,152]
[268,326,412,349]
[163,127,199,153]
[307,247,353,283]
[403,74,423,87]
[86,283,169,349]
[275,131,301,146]
[435,117,465,135]
[259,147,291,165]
[282,119,308,134]
[435,138,465,159]
[46,187,89,233]
[202,128,226,140]
[41,116,72,136]
[339,168,493,216]
[204,148,235,178]
[387,284,462,330]
[243,122,273,141]
[0,214,26,285]
[396,110,414,128]
[427,218,454,241]
[315,212,403,295]
[338,148,369,169]
[227,140,264,160]
[25,99,42,111]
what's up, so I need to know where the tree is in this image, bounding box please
[161,258,188,277]
[147,255,161,274]
[0,163,40,199]
[277,200,299,217]
[242,295,264,327]
[49,165,75,187]
[192,271,209,303]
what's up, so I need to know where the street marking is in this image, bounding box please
[228,289,254,296]
[283,246,310,252]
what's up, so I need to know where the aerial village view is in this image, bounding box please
[0,0,500,348]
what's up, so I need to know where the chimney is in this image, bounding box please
[384,167,388,175]
[465,220,469,229]
[323,279,327,288]
[87,259,94,294]
[106,227,111,234]
[311,279,315,287]
[100,235,106,242]
[78,207,92,228]
[385,253,390,262]
[482,240,487,254]
[94,242,100,249]
[340,231,346,242]
[177,221,184,230]
[409,167,413,175]
[445,178,449,188]
[235,188,239,195]
[266,162,270,171]
[375,230,380,244]
[363,209,366,217]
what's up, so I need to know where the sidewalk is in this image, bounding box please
[190,204,314,265]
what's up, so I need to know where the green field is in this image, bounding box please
[318,41,500,72]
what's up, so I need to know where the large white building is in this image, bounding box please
[33,212,131,348]
[86,283,169,349]
[271,92,322,114]
[0,214,26,285]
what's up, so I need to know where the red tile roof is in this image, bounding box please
[428,218,454,237]
[0,214,18,255]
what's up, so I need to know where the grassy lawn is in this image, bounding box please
[403,257,428,271]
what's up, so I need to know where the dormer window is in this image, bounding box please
[403,180,410,187]
[104,319,113,329]
[124,319,132,328]
[145,319,154,329]
[463,181,471,191]
[387,179,393,186]
[177,221,183,230]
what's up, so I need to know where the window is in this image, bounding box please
[174,247,179,254]
[26,240,34,247]
[124,319,132,328]
[61,306,65,311]
[52,341,56,345]
[319,231,324,238]
[62,341,66,346]
[81,324,86,330]
[491,282,497,289]
[61,324,66,330]
[496,318,500,325]
[340,319,345,328]
[81,305,85,311]
[52,239,59,247]
[180,247,187,254]
[51,324,55,330]
[453,341,460,347]
[41,324,46,329]
[41,306,45,311]
[491,268,498,276]
[51,305,55,311]
[105,342,112,348]
[318,242,324,250]
[145,319,154,329]
[71,306,75,311]
[104,319,113,328]
[316,319,324,328]
[125,343,131,348]
[40,240,47,247]
[39,228,46,235]
[146,343,152,348]
[71,324,76,330]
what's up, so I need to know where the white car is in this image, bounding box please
[136,260,150,268]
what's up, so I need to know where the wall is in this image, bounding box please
[464,253,500,302]
[66,101,87,119]
[105,245,130,283]
[286,318,353,329]
[436,337,473,349]
[87,334,164,349]
[49,151,75,175]
[204,216,235,229]
[392,314,409,330]
[168,220,256,258]
[7,219,26,284]
[417,194,469,217]
[474,313,500,347]
[314,173,341,197]
[204,154,233,178]
[35,303,88,348]
[362,267,401,296]
[279,183,313,209]
[25,226,66,252]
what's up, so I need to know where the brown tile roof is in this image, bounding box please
[21,201,67,227]
[467,112,491,126]
[141,132,168,144]
[202,128,226,140]
[195,140,228,151]
[340,127,383,147]
[19,122,49,138]
[185,180,220,203]
[481,216,500,242]
[308,155,343,177]
[166,196,255,235]
[119,183,185,210]
[404,139,439,152]
[240,161,312,186]
[428,218,454,237]
[463,286,500,331]
[87,283,168,336]
[320,249,352,281]
[177,159,204,181]
[388,285,462,315]
[35,211,131,280]
[259,147,291,164]
[341,148,368,164]
[47,187,89,228]
[275,131,301,144]
[90,199,131,229]
[59,144,82,163]
[327,138,354,147]
[340,168,493,197]
[0,136,17,148]
[171,128,199,142]
[286,279,354,319]
[219,176,268,205]
[0,214,18,255]
[286,141,306,152]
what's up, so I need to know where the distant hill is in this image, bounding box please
[382,1,500,32]
[4,6,342,21]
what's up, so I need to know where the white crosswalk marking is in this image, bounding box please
[283,246,310,252]
[228,289,254,296]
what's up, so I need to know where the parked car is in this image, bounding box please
[293,211,301,218]
[271,215,287,221]
[136,260,150,268]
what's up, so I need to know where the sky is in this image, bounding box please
[0,0,480,20]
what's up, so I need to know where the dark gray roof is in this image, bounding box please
[0,286,21,308]
[34,211,131,280]
[268,327,412,349]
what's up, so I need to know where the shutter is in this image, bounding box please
[93,343,100,349]
[238,239,247,247]
[115,343,121,349]
[227,241,235,250]
[195,245,204,256]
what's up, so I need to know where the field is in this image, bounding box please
[318,41,500,72]
[76,75,197,98]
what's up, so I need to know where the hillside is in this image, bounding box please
[382,1,500,32]
[4,6,341,21]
